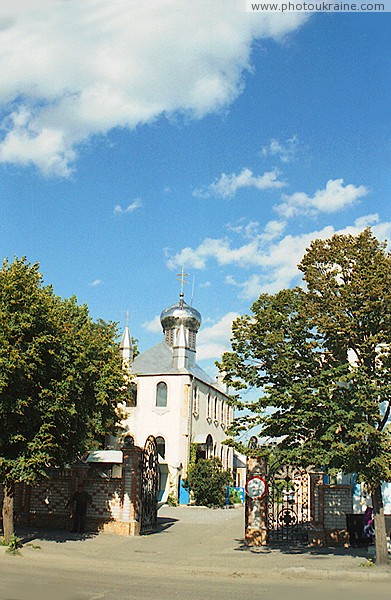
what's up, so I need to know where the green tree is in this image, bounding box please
[0,258,126,543]
[185,457,232,507]
[219,229,391,564]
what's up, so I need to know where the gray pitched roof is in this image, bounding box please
[131,341,227,393]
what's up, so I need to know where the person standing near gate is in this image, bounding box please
[66,483,92,533]
[363,504,374,544]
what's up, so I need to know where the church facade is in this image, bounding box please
[119,290,234,503]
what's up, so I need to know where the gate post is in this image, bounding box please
[121,444,143,535]
[245,456,268,546]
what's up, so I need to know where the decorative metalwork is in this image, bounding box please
[140,435,159,534]
[267,465,310,542]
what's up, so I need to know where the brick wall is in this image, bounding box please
[323,485,352,529]
[24,476,123,528]
[309,484,352,546]
[0,446,146,536]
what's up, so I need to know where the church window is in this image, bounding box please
[214,397,218,422]
[165,329,175,346]
[206,434,213,459]
[188,330,196,349]
[220,446,224,464]
[156,382,168,407]
[193,386,199,415]
[156,436,165,458]
[207,394,211,419]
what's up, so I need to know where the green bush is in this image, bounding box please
[0,534,22,555]
[228,488,243,505]
[166,493,178,506]
[184,457,232,508]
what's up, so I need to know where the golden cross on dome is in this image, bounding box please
[176,267,189,295]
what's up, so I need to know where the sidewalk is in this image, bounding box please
[4,505,390,583]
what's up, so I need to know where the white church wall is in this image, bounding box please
[190,379,234,472]
[122,373,192,478]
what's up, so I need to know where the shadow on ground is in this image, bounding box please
[141,516,179,536]
[234,538,370,558]
[18,529,99,544]
[16,515,179,544]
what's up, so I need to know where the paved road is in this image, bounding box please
[1,506,390,600]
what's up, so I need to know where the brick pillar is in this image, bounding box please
[309,475,326,545]
[245,457,268,546]
[71,463,90,489]
[121,445,143,536]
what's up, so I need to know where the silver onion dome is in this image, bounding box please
[160,294,201,333]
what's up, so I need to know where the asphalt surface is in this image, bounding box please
[1,505,390,599]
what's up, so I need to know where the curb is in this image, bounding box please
[279,566,391,582]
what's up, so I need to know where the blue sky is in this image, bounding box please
[0,2,390,375]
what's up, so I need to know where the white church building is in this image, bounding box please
[118,288,234,504]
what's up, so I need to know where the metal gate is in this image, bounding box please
[140,435,159,534]
[267,465,310,543]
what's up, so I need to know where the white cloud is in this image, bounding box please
[167,218,289,270]
[261,134,299,163]
[194,168,286,198]
[89,278,103,287]
[0,1,308,175]
[354,213,379,228]
[142,315,162,334]
[226,219,260,239]
[260,219,287,241]
[167,237,261,270]
[113,198,142,215]
[226,273,263,299]
[197,311,240,360]
[170,218,391,299]
[227,218,286,242]
[277,178,368,218]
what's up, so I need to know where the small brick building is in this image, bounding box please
[0,444,146,536]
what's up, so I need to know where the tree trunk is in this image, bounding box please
[2,481,15,544]
[372,483,388,565]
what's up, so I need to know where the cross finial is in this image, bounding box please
[176,267,189,295]
[176,267,189,308]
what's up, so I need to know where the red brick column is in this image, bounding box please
[245,457,268,546]
[121,446,143,536]
[308,472,326,545]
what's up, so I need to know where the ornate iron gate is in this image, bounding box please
[140,435,159,534]
[267,465,310,543]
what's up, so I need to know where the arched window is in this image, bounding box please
[156,436,165,459]
[207,394,211,419]
[214,397,218,421]
[206,434,213,459]
[156,382,167,407]
[193,386,199,415]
